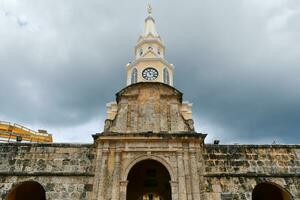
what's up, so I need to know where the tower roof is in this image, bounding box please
[142,4,159,37]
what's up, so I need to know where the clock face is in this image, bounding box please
[142,68,159,80]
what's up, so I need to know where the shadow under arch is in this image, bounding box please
[122,155,176,182]
[6,180,46,200]
[125,158,173,200]
[252,182,292,200]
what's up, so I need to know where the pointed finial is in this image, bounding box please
[147,4,152,15]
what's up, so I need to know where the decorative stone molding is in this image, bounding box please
[180,101,193,120]
[122,154,176,182]
[106,101,118,120]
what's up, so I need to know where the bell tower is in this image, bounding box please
[126,5,174,86]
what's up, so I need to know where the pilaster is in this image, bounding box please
[177,151,187,200]
[190,152,201,200]
[97,150,108,200]
[111,150,121,200]
[183,149,193,200]
[92,145,103,200]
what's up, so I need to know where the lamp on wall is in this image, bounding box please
[213,140,220,145]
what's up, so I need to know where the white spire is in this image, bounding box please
[126,4,173,87]
[147,4,152,14]
[143,4,159,37]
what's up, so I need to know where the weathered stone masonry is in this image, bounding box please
[0,140,299,200]
[203,145,300,200]
[1,6,300,200]
[0,143,96,200]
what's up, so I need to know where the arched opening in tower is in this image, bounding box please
[126,159,172,200]
[6,181,46,200]
[252,182,292,200]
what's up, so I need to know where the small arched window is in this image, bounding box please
[131,68,138,84]
[139,49,143,56]
[163,68,169,84]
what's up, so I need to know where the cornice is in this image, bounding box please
[0,172,95,177]
[204,173,300,178]
[135,37,165,51]
[93,132,206,141]
[127,57,174,70]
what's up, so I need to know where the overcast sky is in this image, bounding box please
[1,0,299,144]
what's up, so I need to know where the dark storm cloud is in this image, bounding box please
[0,0,299,143]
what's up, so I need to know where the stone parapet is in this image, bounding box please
[203,144,300,200]
[0,143,95,174]
[0,143,96,200]
[204,144,300,175]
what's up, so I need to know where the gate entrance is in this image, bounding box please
[126,159,171,200]
[6,181,46,200]
[252,183,292,200]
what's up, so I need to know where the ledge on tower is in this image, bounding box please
[92,132,207,142]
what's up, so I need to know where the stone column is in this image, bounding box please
[119,181,128,200]
[190,152,201,200]
[170,181,179,200]
[177,151,187,200]
[197,144,206,199]
[183,150,193,200]
[97,150,108,200]
[111,151,121,200]
[92,146,103,200]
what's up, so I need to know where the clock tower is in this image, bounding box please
[104,5,195,134]
[105,5,194,134]
[126,5,174,86]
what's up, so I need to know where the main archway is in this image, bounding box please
[6,181,46,200]
[126,159,172,200]
[252,182,292,200]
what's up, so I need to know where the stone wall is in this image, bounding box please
[1,140,299,200]
[203,144,300,200]
[0,143,96,200]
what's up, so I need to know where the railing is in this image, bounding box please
[0,121,53,143]
[0,121,12,126]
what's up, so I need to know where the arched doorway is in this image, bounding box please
[126,159,171,200]
[252,182,292,200]
[7,181,46,200]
